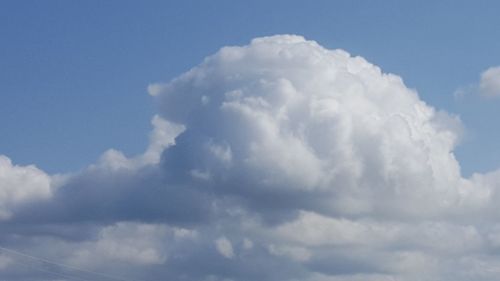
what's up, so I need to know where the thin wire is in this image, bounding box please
[0,245,145,281]
[27,265,93,281]
[7,252,92,281]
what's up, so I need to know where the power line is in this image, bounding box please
[25,264,93,281]
[5,250,92,281]
[0,245,145,281]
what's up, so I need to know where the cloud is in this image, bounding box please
[95,114,185,171]
[2,35,500,280]
[68,222,168,266]
[0,155,52,220]
[455,66,500,99]
[0,254,13,270]
[480,66,500,97]
[215,237,235,259]
[152,34,472,219]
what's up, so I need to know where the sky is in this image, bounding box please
[2,1,500,281]
[1,0,500,175]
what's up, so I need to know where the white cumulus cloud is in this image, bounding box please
[152,34,474,219]
[479,66,500,97]
[3,35,500,281]
[0,155,51,220]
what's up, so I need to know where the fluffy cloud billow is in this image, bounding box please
[2,35,500,281]
[479,66,500,98]
[0,155,52,220]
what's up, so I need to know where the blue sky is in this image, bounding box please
[1,0,500,175]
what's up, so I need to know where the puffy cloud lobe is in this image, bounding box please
[95,114,185,171]
[479,66,500,97]
[66,222,195,267]
[0,155,51,220]
[3,35,500,281]
[215,236,234,259]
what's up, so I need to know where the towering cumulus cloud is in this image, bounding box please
[2,35,500,281]
[152,35,480,219]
